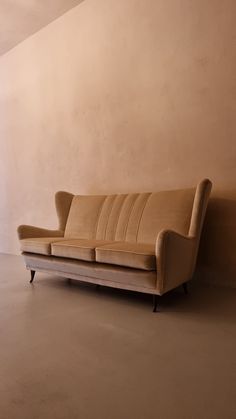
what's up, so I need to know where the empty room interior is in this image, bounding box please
[0,1,236,418]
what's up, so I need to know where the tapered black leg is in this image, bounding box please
[30,270,35,283]
[183,282,188,294]
[153,295,160,312]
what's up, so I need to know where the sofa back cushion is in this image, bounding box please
[65,195,106,239]
[137,189,195,243]
[64,189,195,244]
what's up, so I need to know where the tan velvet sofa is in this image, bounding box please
[18,179,212,311]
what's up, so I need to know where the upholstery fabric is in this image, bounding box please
[137,189,195,243]
[23,254,157,291]
[55,191,74,231]
[20,237,64,255]
[96,242,156,270]
[64,195,106,239]
[52,239,112,262]
[156,179,212,294]
[18,226,63,240]
[64,190,195,244]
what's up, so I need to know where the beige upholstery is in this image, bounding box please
[52,239,112,262]
[64,189,195,243]
[23,253,157,292]
[18,226,63,240]
[18,179,212,298]
[20,237,64,255]
[156,178,212,294]
[96,242,156,271]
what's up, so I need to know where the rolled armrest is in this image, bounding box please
[17,225,63,240]
[155,229,197,294]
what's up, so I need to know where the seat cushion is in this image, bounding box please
[52,239,112,262]
[96,242,156,271]
[20,237,64,255]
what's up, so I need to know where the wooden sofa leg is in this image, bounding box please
[153,295,161,312]
[183,282,188,294]
[30,270,35,283]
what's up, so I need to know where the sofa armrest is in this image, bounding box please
[17,225,63,240]
[155,229,197,295]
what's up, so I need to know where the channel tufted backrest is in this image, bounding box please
[64,188,196,244]
[137,189,195,243]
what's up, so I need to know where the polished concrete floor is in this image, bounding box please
[0,253,236,419]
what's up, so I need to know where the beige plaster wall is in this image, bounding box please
[0,0,84,55]
[0,0,236,285]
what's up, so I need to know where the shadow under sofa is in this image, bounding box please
[18,179,212,311]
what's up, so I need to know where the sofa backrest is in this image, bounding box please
[64,179,211,244]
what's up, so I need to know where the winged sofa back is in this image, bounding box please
[64,189,197,244]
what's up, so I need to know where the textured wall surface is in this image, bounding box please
[0,0,235,285]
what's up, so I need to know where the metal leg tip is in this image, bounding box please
[152,295,160,312]
[30,270,35,283]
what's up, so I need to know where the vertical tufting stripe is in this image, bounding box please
[135,193,151,242]
[96,195,116,240]
[103,195,118,240]
[137,189,196,243]
[125,193,151,242]
[105,194,127,241]
[115,194,139,241]
[93,195,108,239]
